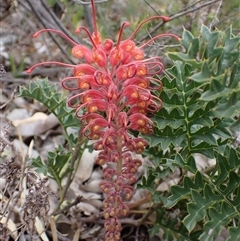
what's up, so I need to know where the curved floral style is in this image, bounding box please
[26,1,179,240]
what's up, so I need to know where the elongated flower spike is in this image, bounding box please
[26,0,180,239]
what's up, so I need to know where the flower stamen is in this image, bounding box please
[26,62,76,74]
[128,16,170,40]
[33,29,78,46]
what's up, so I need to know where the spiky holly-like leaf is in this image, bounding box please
[143,26,240,241]
[19,78,80,131]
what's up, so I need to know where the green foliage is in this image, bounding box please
[174,155,240,236]
[169,25,240,117]
[143,26,240,240]
[150,207,201,241]
[32,146,71,198]
[19,79,79,146]
[9,54,25,78]
[19,79,85,205]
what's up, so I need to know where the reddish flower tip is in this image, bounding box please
[116,21,130,47]
[26,69,32,74]
[162,16,171,22]
[128,15,172,40]
[26,62,76,74]
[33,33,39,38]
[32,29,78,45]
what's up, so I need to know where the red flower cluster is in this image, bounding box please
[26,1,179,240]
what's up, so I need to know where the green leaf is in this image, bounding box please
[173,154,197,173]
[183,185,221,232]
[201,79,227,100]
[230,118,240,133]
[227,224,240,241]
[149,208,199,241]
[31,146,72,188]
[166,172,204,208]
[19,78,80,132]
[144,26,240,241]
[181,28,194,49]
[201,25,219,59]
[199,202,237,241]
[214,92,240,117]
[191,61,211,83]
[165,146,240,238]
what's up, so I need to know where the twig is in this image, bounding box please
[0,130,13,146]
[53,196,82,216]
[170,0,204,15]
[50,216,58,241]
[128,196,150,209]
[51,132,86,214]
[61,133,86,199]
[209,0,223,29]
[137,202,163,226]
[169,0,221,22]
[22,0,75,64]
[139,0,221,42]
[40,0,80,44]
[142,0,162,15]
[3,160,28,228]
[47,230,72,241]
[79,211,103,223]
[79,211,153,225]
[0,86,18,110]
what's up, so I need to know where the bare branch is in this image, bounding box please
[0,87,17,110]
[139,0,221,42]
[52,196,82,216]
[0,65,17,110]
[22,0,75,64]
[209,0,223,29]
[142,0,162,15]
[39,0,79,43]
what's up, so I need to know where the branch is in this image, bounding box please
[0,65,17,110]
[40,0,79,43]
[140,0,221,42]
[0,87,17,110]
[209,0,223,29]
[170,0,221,21]
[142,0,162,15]
[51,132,86,214]
[137,202,163,226]
[24,0,75,64]
[52,196,82,216]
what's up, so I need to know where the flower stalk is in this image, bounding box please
[26,1,179,240]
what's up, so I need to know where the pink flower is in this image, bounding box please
[26,1,179,240]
